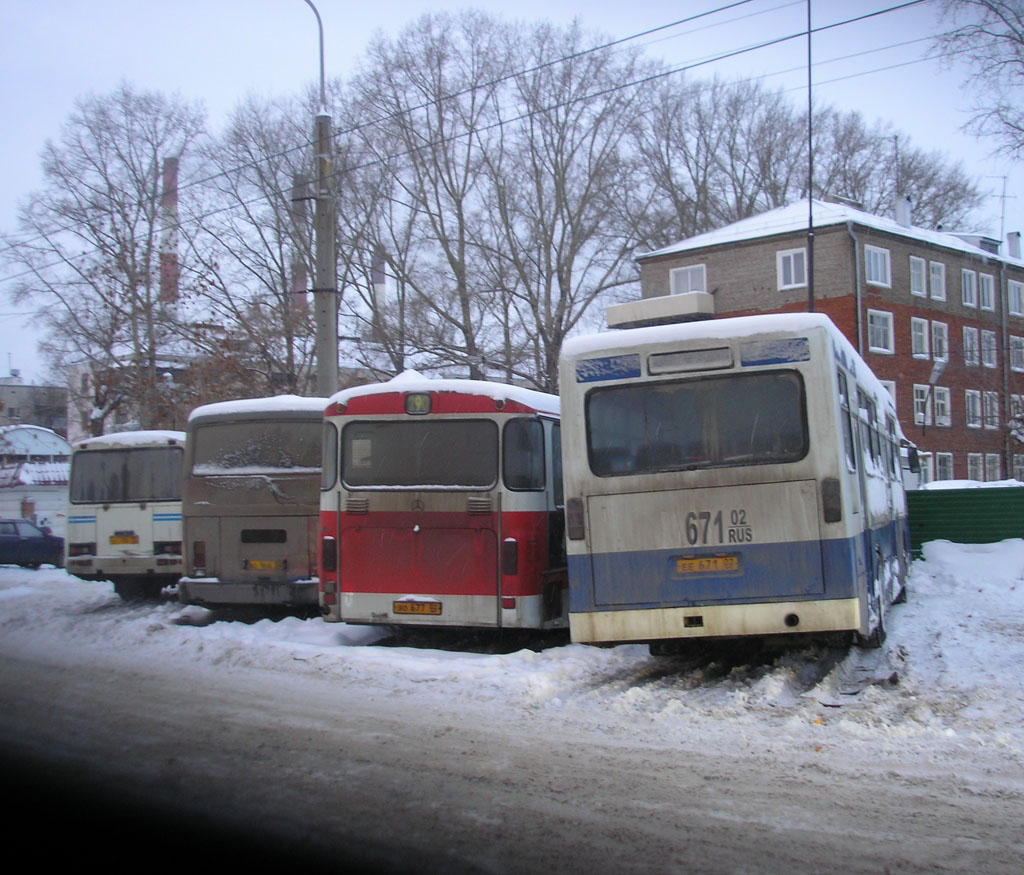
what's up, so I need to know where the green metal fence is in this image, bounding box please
[907,487,1024,557]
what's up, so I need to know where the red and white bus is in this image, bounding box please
[319,371,567,629]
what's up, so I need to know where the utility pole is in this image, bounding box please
[806,0,814,314]
[306,0,338,396]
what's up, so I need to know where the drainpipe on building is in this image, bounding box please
[847,221,863,355]
[1000,258,1011,477]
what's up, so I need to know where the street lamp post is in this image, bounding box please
[304,0,338,396]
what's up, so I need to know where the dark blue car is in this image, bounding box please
[0,518,64,569]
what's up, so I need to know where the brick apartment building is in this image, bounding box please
[634,198,1024,484]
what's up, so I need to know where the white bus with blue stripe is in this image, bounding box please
[558,310,909,649]
[66,430,186,600]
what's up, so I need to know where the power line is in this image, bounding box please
[0,0,766,257]
[0,0,955,287]
[0,1,937,267]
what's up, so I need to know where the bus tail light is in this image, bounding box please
[322,536,337,575]
[193,539,206,575]
[502,538,518,575]
[566,498,585,540]
[821,478,842,523]
[68,542,96,557]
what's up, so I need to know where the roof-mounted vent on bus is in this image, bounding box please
[605,292,715,330]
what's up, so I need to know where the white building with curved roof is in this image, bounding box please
[0,424,71,536]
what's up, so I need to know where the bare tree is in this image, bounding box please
[348,11,512,380]
[2,84,205,434]
[634,77,982,249]
[183,94,319,398]
[934,0,1024,158]
[481,20,657,391]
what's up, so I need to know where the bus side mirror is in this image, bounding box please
[907,448,920,473]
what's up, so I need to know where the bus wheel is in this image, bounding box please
[114,580,140,601]
[114,579,163,601]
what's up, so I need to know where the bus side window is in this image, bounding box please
[837,370,857,471]
[886,418,899,479]
[856,387,879,471]
[321,422,338,491]
[504,419,545,491]
[551,423,563,507]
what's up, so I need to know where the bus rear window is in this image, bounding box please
[585,371,807,476]
[342,420,498,489]
[70,447,184,503]
[192,421,322,475]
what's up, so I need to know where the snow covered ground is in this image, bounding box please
[1,540,1023,872]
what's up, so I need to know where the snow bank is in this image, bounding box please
[2,539,1024,762]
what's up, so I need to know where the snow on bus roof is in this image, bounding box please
[187,395,328,422]
[329,370,560,415]
[73,429,186,450]
[561,312,838,358]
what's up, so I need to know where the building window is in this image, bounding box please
[934,386,951,426]
[963,326,980,366]
[980,273,996,311]
[986,453,1001,481]
[936,452,954,480]
[982,329,997,368]
[1009,280,1024,316]
[776,248,806,289]
[913,385,932,426]
[911,318,930,359]
[670,264,706,295]
[868,307,892,350]
[968,453,984,480]
[879,380,896,405]
[930,261,946,301]
[932,322,948,361]
[962,269,977,307]
[867,309,894,353]
[984,391,999,429]
[1012,336,1024,371]
[910,256,926,296]
[1012,394,1024,418]
[965,389,982,428]
[865,245,891,287]
[1014,454,1024,481]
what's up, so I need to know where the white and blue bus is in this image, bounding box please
[558,311,909,649]
[66,430,186,600]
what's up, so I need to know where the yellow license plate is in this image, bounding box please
[675,555,739,574]
[109,535,139,545]
[393,601,442,616]
[247,559,279,571]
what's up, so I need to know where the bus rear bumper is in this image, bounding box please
[333,591,566,629]
[66,556,183,581]
[177,577,319,607]
[569,597,861,644]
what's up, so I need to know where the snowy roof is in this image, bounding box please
[0,424,71,456]
[562,311,839,357]
[329,370,560,415]
[638,199,1023,267]
[188,395,328,423]
[72,430,186,451]
[0,461,69,487]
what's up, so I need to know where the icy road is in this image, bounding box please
[1,540,1023,873]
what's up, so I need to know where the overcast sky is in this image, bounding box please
[1,0,1020,384]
